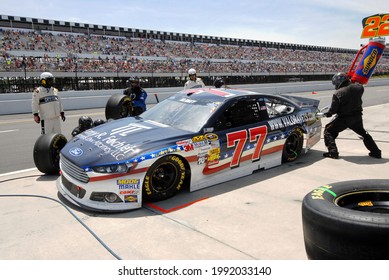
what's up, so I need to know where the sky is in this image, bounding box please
[0,0,387,49]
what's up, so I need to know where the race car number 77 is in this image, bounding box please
[227,125,268,167]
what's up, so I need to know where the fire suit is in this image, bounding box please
[323,82,381,158]
[184,78,205,90]
[32,86,64,134]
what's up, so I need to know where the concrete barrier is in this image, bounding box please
[1,79,388,115]
[0,87,182,115]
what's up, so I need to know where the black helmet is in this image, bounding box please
[78,116,93,130]
[40,72,54,88]
[126,77,139,86]
[71,127,81,137]
[93,119,105,127]
[214,77,224,88]
[332,72,350,90]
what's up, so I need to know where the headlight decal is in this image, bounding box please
[91,163,129,174]
[88,164,149,182]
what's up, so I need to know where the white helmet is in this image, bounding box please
[40,72,54,88]
[188,68,196,75]
[40,72,54,80]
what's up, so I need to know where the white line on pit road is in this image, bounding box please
[0,129,19,133]
[0,168,38,177]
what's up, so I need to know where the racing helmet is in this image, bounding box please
[78,116,93,130]
[126,77,139,87]
[332,72,350,90]
[188,68,196,76]
[214,77,225,88]
[93,119,106,127]
[126,77,139,86]
[40,72,54,88]
[188,68,197,81]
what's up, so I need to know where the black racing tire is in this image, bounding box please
[142,155,186,202]
[33,133,68,175]
[302,179,389,260]
[282,127,303,162]
[105,93,133,120]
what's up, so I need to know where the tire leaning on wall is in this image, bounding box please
[302,179,389,260]
[33,133,68,175]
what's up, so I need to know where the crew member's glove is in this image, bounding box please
[33,113,40,123]
[60,112,66,122]
[324,112,333,118]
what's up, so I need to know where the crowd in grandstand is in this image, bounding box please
[1,28,389,74]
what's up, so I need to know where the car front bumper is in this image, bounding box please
[56,172,144,212]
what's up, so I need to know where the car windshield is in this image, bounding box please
[140,96,221,132]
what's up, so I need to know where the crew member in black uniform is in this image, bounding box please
[123,77,147,116]
[214,77,225,88]
[322,72,381,159]
[71,116,93,137]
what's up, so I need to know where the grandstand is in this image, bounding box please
[0,14,388,93]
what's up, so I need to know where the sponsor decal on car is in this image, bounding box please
[197,156,207,165]
[117,179,140,190]
[179,97,197,104]
[76,129,137,160]
[124,195,138,203]
[205,133,218,141]
[69,147,83,156]
[207,147,221,165]
[176,139,191,146]
[119,190,136,195]
[268,113,315,130]
[192,135,205,142]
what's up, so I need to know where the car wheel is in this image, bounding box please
[282,127,303,162]
[143,155,186,202]
[105,93,133,120]
[302,179,389,259]
[33,133,68,175]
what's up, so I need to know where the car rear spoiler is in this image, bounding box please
[283,95,320,109]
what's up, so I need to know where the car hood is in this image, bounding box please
[61,117,193,168]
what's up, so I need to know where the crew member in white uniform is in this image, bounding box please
[32,72,65,134]
[184,68,205,89]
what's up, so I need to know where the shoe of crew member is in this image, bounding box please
[323,152,339,159]
[369,151,382,159]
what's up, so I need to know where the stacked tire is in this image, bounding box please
[302,179,389,259]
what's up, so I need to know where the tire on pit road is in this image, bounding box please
[302,179,389,260]
[33,133,68,175]
[282,127,303,162]
[105,93,133,120]
[142,155,186,202]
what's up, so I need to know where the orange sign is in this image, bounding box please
[361,14,389,38]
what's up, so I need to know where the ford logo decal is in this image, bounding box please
[69,147,83,157]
